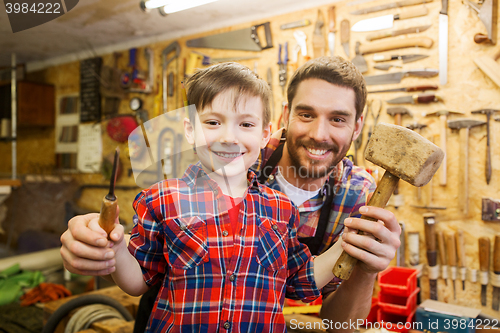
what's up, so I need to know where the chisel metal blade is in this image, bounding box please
[494,286,500,310]
[482,284,487,306]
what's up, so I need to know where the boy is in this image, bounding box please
[84,62,343,332]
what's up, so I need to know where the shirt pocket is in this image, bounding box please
[256,217,289,271]
[163,216,208,270]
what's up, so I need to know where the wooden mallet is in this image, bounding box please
[332,123,444,280]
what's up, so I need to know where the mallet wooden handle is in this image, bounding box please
[479,237,490,272]
[332,171,399,280]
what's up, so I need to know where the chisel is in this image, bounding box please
[98,148,120,236]
[479,236,490,306]
[493,235,500,310]
[424,213,438,300]
[437,231,448,286]
[446,232,457,300]
[408,231,422,303]
[456,229,467,291]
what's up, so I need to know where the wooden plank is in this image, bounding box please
[0,179,21,186]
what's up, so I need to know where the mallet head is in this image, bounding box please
[365,123,444,187]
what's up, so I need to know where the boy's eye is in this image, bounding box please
[241,122,255,128]
[205,120,220,126]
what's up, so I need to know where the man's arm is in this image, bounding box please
[319,206,401,333]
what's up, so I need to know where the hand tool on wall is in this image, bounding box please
[350,0,433,15]
[408,231,422,303]
[437,230,448,286]
[424,213,438,300]
[201,55,261,65]
[463,0,497,45]
[364,68,438,85]
[397,222,406,266]
[368,84,437,94]
[359,37,433,55]
[447,119,486,215]
[482,198,500,221]
[353,102,367,165]
[313,10,325,58]
[266,68,275,123]
[186,22,273,51]
[292,31,308,66]
[162,41,180,120]
[332,123,444,280]
[424,110,464,186]
[445,232,457,300]
[365,99,382,147]
[278,42,288,97]
[456,229,467,291]
[374,64,402,71]
[493,235,500,310]
[280,19,311,30]
[130,48,153,94]
[406,123,428,202]
[387,94,442,105]
[439,0,449,85]
[351,6,429,32]
[471,109,499,184]
[353,42,368,73]
[479,236,490,306]
[474,49,500,88]
[373,53,429,64]
[328,6,336,56]
[366,24,432,41]
[98,148,119,236]
[341,20,350,57]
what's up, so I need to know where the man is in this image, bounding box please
[60,56,400,333]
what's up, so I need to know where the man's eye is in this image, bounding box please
[299,113,312,119]
[331,117,345,123]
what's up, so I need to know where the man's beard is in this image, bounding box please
[285,131,351,180]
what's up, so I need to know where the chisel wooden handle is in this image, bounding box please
[398,5,429,20]
[328,6,336,32]
[494,235,500,273]
[359,37,433,55]
[479,237,490,272]
[98,196,118,236]
[341,20,349,45]
[446,232,457,267]
[456,230,466,268]
[437,230,446,265]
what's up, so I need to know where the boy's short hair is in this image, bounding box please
[287,56,367,120]
[185,62,271,128]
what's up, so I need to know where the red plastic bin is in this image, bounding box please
[378,266,417,297]
[376,308,416,333]
[378,287,420,316]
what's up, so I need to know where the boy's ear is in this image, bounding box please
[184,117,195,145]
[261,122,272,149]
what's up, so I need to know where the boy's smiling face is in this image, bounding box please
[185,89,271,185]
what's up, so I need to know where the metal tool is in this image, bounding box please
[424,110,464,186]
[313,9,325,58]
[369,84,437,94]
[202,55,261,65]
[365,99,382,147]
[366,24,432,41]
[98,148,119,236]
[280,19,311,30]
[373,53,429,64]
[351,6,429,32]
[333,123,444,280]
[464,0,497,45]
[437,231,448,286]
[353,42,368,73]
[482,198,500,221]
[445,232,457,300]
[341,20,350,57]
[408,231,422,303]
[387,94,442,104]
[439,0,449,85]
[447,119,487,215]
[493,235,500,310]
[162,41,180,120]
[364,68,438,85]
[278,42,288,97]
[474,48,500,88]
[360,37,433,55]
[186,22,273,51]
[374,64,402,71]
[397,221,406,266]
[424,213,438,300]
[471,109,499,184]
[353,102,368,165]
[267,68,275,122]
[479,236,490,306]
[350,0,433,15]
[456,229,467,291]
[328,6,336,56]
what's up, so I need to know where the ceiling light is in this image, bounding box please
[140,0,219,15]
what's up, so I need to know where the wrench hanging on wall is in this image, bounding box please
[162,41,181,121]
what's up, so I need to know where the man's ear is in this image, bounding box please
[352,113,364,142]
[261,122,272,149]
[282,103,290,130]
[184,117,195,145]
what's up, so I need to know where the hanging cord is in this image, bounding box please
[64,304,125,333]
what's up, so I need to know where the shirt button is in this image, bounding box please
[272,224,278,231]
[223,321,231,329]
[268,174,274,181]
[180,225,187,231]
[229,274,236,281]
[222,230,229,237]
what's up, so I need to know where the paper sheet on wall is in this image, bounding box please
[77,123,102,173]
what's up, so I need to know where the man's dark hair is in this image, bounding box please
[287,56,367,120]
[185,62,271,127]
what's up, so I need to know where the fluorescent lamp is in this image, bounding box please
[142,0,218,12]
